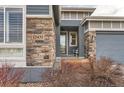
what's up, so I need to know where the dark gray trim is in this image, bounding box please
[96,31,124,35]
[60,20,84,57]
[60,20,81,26]
[53,5,60,26]
[78,25,84,57]
[61,26,78,31]
[55,25,60,57]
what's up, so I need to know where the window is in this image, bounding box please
[70,12,77,19]
[26,5,49,15]
[90,21,102,28]
[61,12,89,20]
[61,12,64,19]
[64,12,70,19]
[0,8,23,43]
[0,48,23,57]
[69,32,77,46]
[0,6,25,67]
[0,9,4,42]
[78,12,83,19]
[103,21,111,28]
[6,8,23,43]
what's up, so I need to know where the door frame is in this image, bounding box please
[60,31,68,56]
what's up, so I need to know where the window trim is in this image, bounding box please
[0,6,26,59]
[69,32,77,47]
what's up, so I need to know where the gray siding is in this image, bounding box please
[78,25,84,57]
[82,21,88,31]
[14,67,50,82]
[26,5,49,15]
[61,20,80,26]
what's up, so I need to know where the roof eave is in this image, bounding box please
[81,16,124,26]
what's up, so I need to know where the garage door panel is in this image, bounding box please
[96,34,124,63]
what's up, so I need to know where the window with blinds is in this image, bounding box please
[0,9,4,42]
[8,12,22,42]
[0,8,23,43]
[0,7,24,60]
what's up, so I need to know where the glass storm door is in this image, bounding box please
[60,32,67,54]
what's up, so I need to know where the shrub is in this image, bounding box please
[0,64,25,87]
[87,56,124,87]
[42,56,124,87]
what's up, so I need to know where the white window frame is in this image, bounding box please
[0,6,24,45]
[69,32,77,47]
[0,6,26,66]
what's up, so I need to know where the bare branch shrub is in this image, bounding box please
[88,56,124,86]
[42,57,124,87]
[0,64,25,87]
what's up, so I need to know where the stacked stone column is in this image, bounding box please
[26,18,55,66]
[84,31,96,58]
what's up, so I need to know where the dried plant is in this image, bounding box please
[84,56,124,86]
[0,64,25,87]
[42,56,124,87]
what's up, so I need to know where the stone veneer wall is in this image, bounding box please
[26,18,55,66]
[84,31,96,58]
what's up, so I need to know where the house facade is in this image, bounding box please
[0,5,59,67]
[0,5,124,68]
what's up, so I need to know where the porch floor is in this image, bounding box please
[54,57,89,69]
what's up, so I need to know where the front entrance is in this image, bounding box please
[60,31,78,57]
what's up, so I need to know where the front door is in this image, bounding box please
[60,32,67,55]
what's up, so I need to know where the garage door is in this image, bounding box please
[96,32,124,64]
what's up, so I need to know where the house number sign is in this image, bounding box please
[32,34,44,41]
